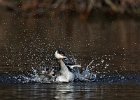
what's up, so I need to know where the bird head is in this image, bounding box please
[54,49,67,59]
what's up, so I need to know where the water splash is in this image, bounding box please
[0,67,139,84]
[0,54,139,84]
[0,63,97,84]
[25,65,97,83]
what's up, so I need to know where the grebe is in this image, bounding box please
[54,50,81,82]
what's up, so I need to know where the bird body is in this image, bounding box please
[55,57,74,82]
[54,50,75,82]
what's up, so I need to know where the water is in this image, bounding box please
[0,9,140,99]
[0,83,140,100]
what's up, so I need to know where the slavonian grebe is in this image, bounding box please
[54,50,81,82]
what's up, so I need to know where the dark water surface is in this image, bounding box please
[0,83,140,100]
[0,9,140,99]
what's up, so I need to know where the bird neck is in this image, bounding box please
[59,59,69,73]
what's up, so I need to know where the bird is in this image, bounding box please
[54,50,67,59]
[54,50,81,82]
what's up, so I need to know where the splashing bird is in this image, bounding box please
[54,50,77,82]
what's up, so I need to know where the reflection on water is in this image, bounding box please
[0,83,140,100]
